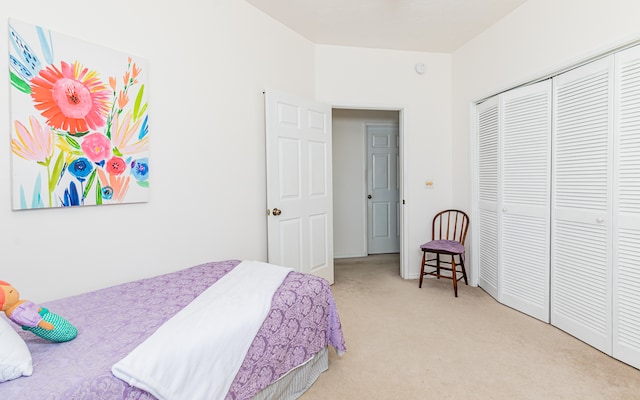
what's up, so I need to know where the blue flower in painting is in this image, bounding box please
[131,158,149,182]
[62,182,80,206]
[102,186,114,200]
[68,157,93,181]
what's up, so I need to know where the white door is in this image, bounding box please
[476,96,500,300]
[499,80,552,322]
[613,45,640,368]
[264,90,334,284]
[366,124,400,254]
[551,56,614,354]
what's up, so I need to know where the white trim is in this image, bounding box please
[468,102,479,287]
[333,253,368,259]
[399,109,409,279]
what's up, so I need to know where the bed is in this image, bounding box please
[0,259,346,400]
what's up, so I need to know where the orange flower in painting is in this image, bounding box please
[30,61,111,134]
[117,90,129,109]
[109,76,117,92]
[97,167,130,202]
[132,63,141,80]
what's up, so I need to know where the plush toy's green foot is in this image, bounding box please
[23,307,78,342]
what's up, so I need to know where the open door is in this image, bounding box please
[264,90,334,284]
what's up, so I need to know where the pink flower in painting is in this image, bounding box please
[30,61,111,134]
[11,116,54,162]
[112,111,148,155]
[106,156,126,176]
[81,132,111,162]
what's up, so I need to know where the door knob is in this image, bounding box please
[272,208,282,216]
[367,195,372,199]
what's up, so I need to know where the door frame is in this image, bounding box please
[332,105,408,279]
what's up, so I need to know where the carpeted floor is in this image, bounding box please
[301,253,640,399]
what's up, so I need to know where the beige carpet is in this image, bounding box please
[301,254,640,400]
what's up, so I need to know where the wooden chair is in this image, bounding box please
[419,209,470,297]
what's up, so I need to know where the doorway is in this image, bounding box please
[332,109,402,264]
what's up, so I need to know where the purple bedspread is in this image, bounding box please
[0,260,346,400]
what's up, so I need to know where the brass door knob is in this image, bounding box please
[272,208,282,216]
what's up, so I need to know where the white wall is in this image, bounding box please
[452,0,640,282]
[316,46,452,277]
[2,0,316,302]
[332,109,399,258]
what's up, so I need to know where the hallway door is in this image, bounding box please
[366,123,400,254]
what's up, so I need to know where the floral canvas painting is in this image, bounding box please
[9,19,149,210]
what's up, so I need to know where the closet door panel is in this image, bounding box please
[613,46,640,369]
[551,57,613,354]
[477,97,500,299]
[499,81,551,322]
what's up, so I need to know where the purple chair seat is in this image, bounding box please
[420,239,465,254]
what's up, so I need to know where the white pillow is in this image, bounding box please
[0,316,33,383]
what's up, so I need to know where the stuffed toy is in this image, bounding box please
[0,280,77,342]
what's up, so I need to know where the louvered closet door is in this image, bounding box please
[613,46,640,369]
[477,96,500,300]
[499,81,551,322]
[551,56,614,354]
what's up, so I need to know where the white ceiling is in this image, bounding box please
[245,0,527,53]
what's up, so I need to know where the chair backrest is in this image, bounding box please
[432,209,469,245]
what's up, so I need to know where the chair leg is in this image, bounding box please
[459,254,468,285]
[451,255,458,297]
[436,253,441,278]
[419,251,426,288]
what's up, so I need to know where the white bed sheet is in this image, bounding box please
[112,260,292,400]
